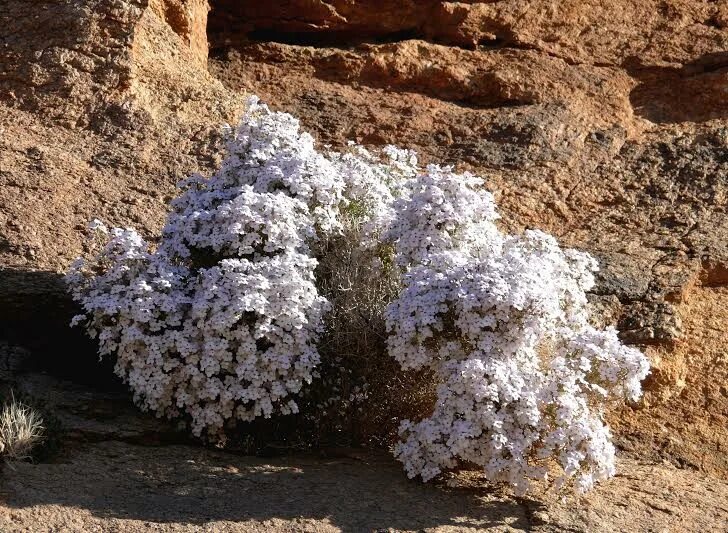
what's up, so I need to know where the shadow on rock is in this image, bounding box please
[1,440,535,531]
[0,268,185,446]
[629,51,728,124]
[0,267,120,389]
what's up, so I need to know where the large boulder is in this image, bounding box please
[0,0,725,472]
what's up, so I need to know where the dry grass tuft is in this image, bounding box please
[0,394,45,462]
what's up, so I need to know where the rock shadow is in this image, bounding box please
[628,51,728,124]
[0,268,120,389]
[2,440,537,531]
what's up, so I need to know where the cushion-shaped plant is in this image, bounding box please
[385,167,649,493]
[67,97,343,435]
[68,96,649,493]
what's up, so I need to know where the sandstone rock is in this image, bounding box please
[206,0,728,67]
[2,440,726,531]
[0,0,245,353]
[150,0,210,63]
[0,0,726,485]
[13,372,181,445]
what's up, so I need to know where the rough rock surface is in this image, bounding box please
[1,440,727,532]
[0,0,245,376]
[206,0,728,479]
[0,0,726,529]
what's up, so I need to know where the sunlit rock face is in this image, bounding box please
[0,0,726,478]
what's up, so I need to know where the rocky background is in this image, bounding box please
[0,1,726,530]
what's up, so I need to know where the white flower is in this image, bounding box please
[67,97,341,436]
[385,166,649,494]
[67,95,649,493]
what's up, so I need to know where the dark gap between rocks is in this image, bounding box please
[0,268,124,391]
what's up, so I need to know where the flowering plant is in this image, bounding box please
[384,167,649,493]
[68,96,648,492]
[67,97,343,435]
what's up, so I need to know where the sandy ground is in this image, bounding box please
[1,441,726,532]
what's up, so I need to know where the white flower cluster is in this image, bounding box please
[384,168,650,494]
[68,96,648,493]
[67,97,346,435]
[328,143,417,245]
